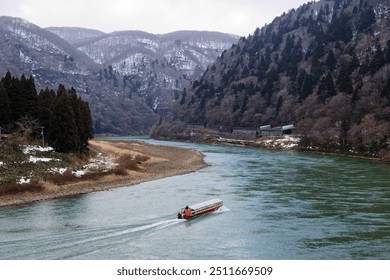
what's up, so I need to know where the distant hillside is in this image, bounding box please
[0,17,237,134]
[0,17,99,76]
[0,17,159,134]
[49,27,238,121]
[171,0,390,157]
[46,27,105,45]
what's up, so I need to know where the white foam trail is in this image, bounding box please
[125,218,185,233]
[53,219,185,248]
[217,206,230,212]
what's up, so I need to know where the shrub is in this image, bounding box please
[0,180,44,195]
[116,155,139,170]
[111,167,128,176]
[48,170,78,185]
[135,154,150,163]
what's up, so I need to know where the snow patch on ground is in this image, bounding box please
[260,135,300,149]
[60,153,118,178]
[22,145,58,163]
[72,170,86,178]
[16,145,118,181]
[49,167,68,174]
[23,145,54,154]
[82,153,118,173]
[28,156,58,163]
[216,135,301,150]
[17,177,31,184]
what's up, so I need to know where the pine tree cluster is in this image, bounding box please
[0,72,94,153]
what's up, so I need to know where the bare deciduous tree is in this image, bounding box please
[14,116,41,143]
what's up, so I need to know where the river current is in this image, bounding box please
[1,137,389,259]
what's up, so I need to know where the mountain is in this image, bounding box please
[46,27,105,45]
[48,27,238,121]
[0,17,159,134]
[0,17,99,77]
[171,0,390,158]
[0,17,238,134]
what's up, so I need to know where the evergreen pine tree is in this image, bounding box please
[48,85,80,153]
[385,39,390,63]
[3,74,38,123]
[311,55,323,85]
[359,54,370,75]
[67,87,94,153]
[369,46,385,74]
[80,100,94,148]
[19,74,38,118]
[349,52,360,73]
[340,120,350,151]
[357,5,376,32]
[326,49,337,71]
[3,75,20,123]
[334,0,341,10]
[337,63,353,93]
[180,88,187,105]
[36,88,56,141]
[300,73,313,101]
[0,86,12,127]
[258,55,267,79]
[326,11,352,43]
[1,71,13,91]
[381,78,390,99]
[276,96,283,113]
[318,72,337,102]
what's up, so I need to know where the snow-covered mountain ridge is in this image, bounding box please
[0,17,238,134]
[49,28,239,121]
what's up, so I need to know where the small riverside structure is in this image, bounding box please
[259,124,296,137]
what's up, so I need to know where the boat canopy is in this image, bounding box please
[188,198,223,211]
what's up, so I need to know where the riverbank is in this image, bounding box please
[154,132,390,163]
[0,140,206,208]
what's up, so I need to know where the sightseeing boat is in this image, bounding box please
[177,198,223,220]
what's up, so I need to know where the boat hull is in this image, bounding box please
[183,205,221,220]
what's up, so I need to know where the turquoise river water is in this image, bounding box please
[1,137,389,259]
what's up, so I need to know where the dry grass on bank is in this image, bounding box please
[0,180,44,196]
[46,153,150,185]
[0,140,206,207]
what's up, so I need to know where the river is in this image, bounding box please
[1,137,389,259]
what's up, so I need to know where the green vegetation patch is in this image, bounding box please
[0,143,71,189]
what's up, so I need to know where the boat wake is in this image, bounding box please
[95,207,228,243]
[33,218,187,259]
[5,210,227,259]
[217,206,230,213]
[123,218,186,234]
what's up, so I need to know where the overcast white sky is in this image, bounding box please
[1,0,312,35]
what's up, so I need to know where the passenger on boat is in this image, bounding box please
[184,206,191,218]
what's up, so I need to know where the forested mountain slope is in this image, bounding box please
[48,28,238,122]
[0,17,237,134]
[0,17,158,134]
[174,0,390,157]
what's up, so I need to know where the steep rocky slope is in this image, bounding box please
[171,0,390,157]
